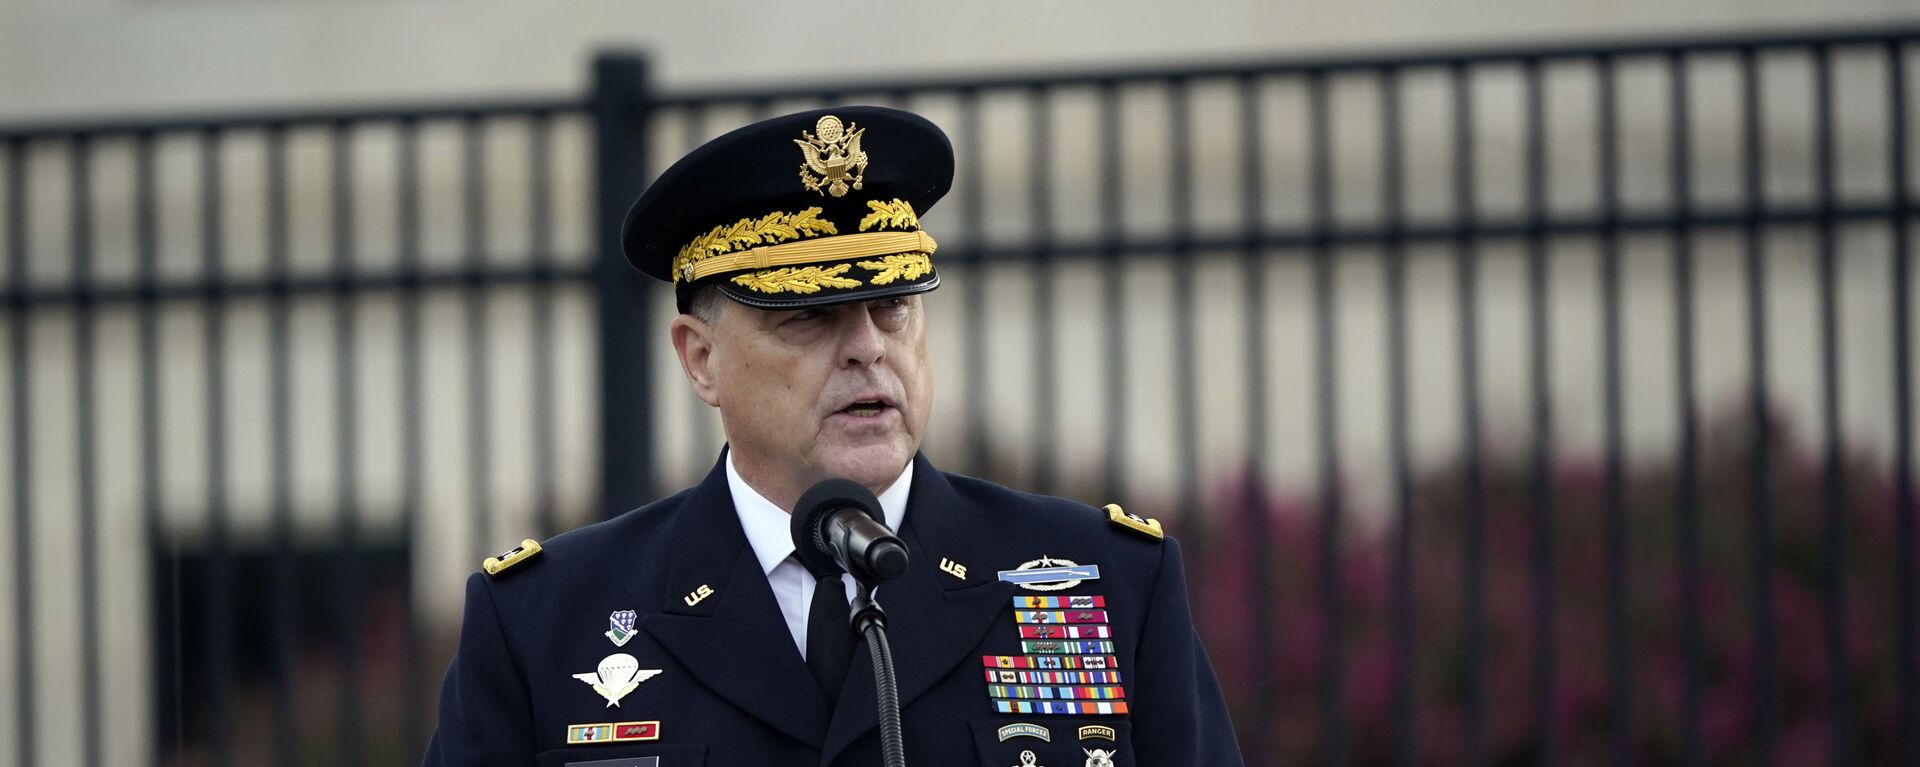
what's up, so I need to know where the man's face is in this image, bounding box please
[674,295,934,506]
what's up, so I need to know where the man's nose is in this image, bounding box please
[838,307,886,367]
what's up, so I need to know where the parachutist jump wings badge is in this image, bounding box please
[795,115,868,198]
[572,653,663,707]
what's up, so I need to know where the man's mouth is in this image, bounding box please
[839,400,891,418]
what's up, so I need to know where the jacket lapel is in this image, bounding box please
[821,454,1016,764]
[638,454,831,750]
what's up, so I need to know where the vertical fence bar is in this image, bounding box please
[70,133,104,767]
[199,125,234,767]
[957,87,987,477]
[1523,56,1559,767]
[1170,79,1201,527]
[396,115,428,756]
[1668,49,1706,767]
[6,137,32,767]
[1029,86,1056,494]
[1306,68,1349,767]
[1451,60,1488,767]
[1099,82,1127,502]
[1596,52,1632,767]
[463,115,495,553]
[528,112,558,538]
[1740,45,1780,767]
[683,106,715,476]
[328,119,365,767]
[1809,42,1854,767]
[265,123,299,767]
[1238,71,1277,762]
[133,128,173,767]
[1889,38,1918,767]
[593,53,656,513]
[1380,64,1418,767]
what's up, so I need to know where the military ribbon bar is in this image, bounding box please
[983,654,1120,670]
[1014,595,1107,609]
[1020,640,1116,655]
[1014,609,1111,624]
[565,721,660,745]
[992,700,1131,716]
[1018,624,1111,640]
[984,669,1126,685]
[987,684,1129,701]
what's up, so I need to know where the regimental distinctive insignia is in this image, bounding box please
[1014,750,1045,767]
[1083,747,1119,767]
[794,115,868,198]
[998,557,1100,592]
[997,722,1052,742]
[605,610,637,647]
[565,720,660,744]
[1078,725,1116,741]
[571,653,663,707]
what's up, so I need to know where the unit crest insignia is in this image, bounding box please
[795,115,868,197]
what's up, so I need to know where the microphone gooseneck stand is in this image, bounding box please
[851,584,906,767]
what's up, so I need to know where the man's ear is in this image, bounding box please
[669,314,722,407]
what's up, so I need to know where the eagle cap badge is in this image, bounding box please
[795,115,868,197]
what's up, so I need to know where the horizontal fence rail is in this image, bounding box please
[0,25,1915,767]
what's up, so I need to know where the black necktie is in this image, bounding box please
[803,562,854,703]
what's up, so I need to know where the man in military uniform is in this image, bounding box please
[423,107,1244,767]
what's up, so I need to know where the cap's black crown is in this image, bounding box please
[621,106,955,312]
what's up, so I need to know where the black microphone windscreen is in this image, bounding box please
[790,478,884,576]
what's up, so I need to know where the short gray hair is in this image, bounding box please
[686,285,728,326]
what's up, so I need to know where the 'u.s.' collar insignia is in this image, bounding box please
[795,115,868,198]
[997,556,1101,592]
[1104,504,1163,541]
[571,653,663,707]
[605,610,637,647]
[481,538,542,576]
[997,722,1051,742]
[565,720,660,744]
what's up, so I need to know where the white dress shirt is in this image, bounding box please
[727,452,912,660]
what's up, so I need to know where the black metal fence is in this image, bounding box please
[1,26,1915,767]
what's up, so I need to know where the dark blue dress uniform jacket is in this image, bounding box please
[423,453,1244,766]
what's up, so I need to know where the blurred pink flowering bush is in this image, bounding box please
[1182,409,1915,765]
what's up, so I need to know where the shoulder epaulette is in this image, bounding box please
[482,538,543,576]
[1104,504,1163,541]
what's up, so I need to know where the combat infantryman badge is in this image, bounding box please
[997,556,1101,592]
[794,115,869,197]
[605,610,636,647]
[572,653,663,707]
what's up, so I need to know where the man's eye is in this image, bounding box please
[785,310,822,324]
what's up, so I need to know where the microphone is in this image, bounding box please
[791,478,910,585]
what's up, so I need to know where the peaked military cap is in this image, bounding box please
[622,106,954,312]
